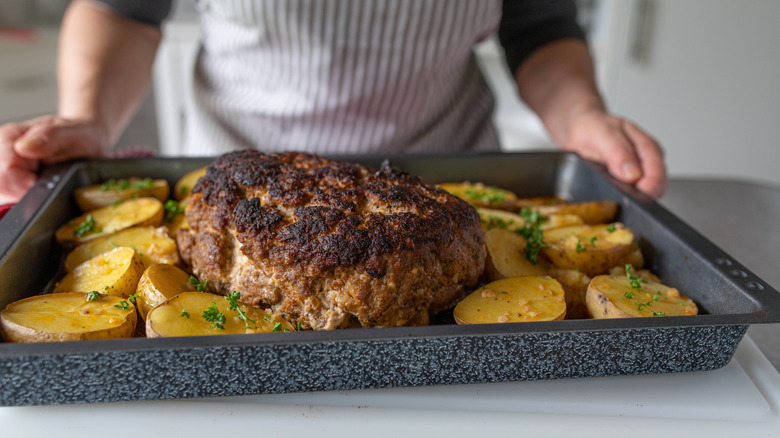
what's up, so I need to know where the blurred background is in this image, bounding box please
[1,0,778,188]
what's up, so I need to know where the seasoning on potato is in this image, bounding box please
[64,225,180,272]
[454,276,566,324]
[0,292,137,343]
[145,291,295,337]
[542,223,635,276]
[54,246,145,299]
[586,266,698,319]
[483,228,549,282]
[55,197,164,248]
[438,181,518,210]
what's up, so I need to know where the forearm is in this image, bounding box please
[514,39,604,147]
[58,0,161,148]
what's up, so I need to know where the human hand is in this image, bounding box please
[0,116,107,203]
[562,109,666,198]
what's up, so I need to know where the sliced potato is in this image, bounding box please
[477,208,525,232]
[608,263,660,284]
[540,213,584,230]
[74,178,169,212]
[64,226,179,272]
[548,267,591,319]
[0,292,136,343]
[586,275,698,319]
[483,228,549,282]
[146,292,294,337]
[174,166,207,201]
[542,223,635,276]
[514,196,569,208]
[136,264,197,320]
[533,200,618,224]
[438,182,518,210]
[454,276,566,324]
[54,246,145,298]
[55,197,164,248]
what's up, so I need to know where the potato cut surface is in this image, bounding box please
[0,292,136,342]
[75,178,169,212]
[483,228,548,281]
[477,208,525,232]
[174,166,207,201]
[54,246,145,298]
[438,182,517,209]
[136,264,197,320]
[55,197,164,247]
[454,276,566,324]
[146,292,294,337]
[586,274,698,319]
[542,223,635,276]
[64,226,179,272]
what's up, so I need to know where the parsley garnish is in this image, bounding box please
[86,291,100,302]
[272,322,283,332]
[575,239,587,252]
[128,292,139,303]
[624,291,635,299]
[517,207,549,264]
[226,291,255,328]
[465,186,507,205]
[297,321,302,331]
[100,178,153,192]
[588,236,597,247]
[164,199,185,223]
[180,308,190,318]
[73,214,101,237]
[114,300,130,310]
[606,224,617,233]
[625,264,643,290]
[202,302,226,330]
[189,275,208,292]
[652,311,668,317]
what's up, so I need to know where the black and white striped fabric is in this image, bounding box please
[180,0,503,156]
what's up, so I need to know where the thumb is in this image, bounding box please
[14,121,106,163]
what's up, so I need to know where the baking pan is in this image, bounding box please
[1,151,779,407]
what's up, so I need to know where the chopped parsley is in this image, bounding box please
[297,321,302,331]
[189,275,208,292]
[517,207,549,264]
[180,308,190,318]
[73,214,101,237]
[575,239,587,252]
[465,186,507,205]
[164,199,185,223]
[625,264,643,290]
[226,291,255,328]
[86,291,100,302]
[100,178,154,192]
[128,292,139,303]
[624,291,635,299]
[202,303,226,330]
[588,236,597,247]
[606,224,617,233]
[272,322,283,332]
[652,311,668,317]
[114,300,130,310]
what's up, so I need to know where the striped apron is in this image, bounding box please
[175,0,503,156]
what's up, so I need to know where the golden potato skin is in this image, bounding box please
[54,247,145,299]
[586,275,698,319]
[483,229,549,282]
[533,200,618,225]
[548,267,591,319]
[55,198,164,248]
[136,264,197,320]
[454,277,566,324]
[542,223,635,276]
[75,178,169,212]
[146,292,294,337]
[0,292,136,343]
[438,182,518,210]
[174,167,207,201]
[64,226,179,272]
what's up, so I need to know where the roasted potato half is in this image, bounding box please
[438,182,518,210]
[542,223,635,276]
[532,200,618,225]
[0,292,136,343]
[163,198,189,238]
[136,264,197,320]
[55,197,164,248]
[586,274,698,319]
[74,178,169,212]
[54,246,145,299]
[477,208,525,232]
[454,276,566,324]
[64,226,179,272]
[547,267,591,319]
[483,228,549,281]
[174,166,207,201]
[146,292,295,337]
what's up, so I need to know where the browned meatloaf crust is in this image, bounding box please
[177,151,486,330]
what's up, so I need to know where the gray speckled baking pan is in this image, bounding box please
[1,152,778,406]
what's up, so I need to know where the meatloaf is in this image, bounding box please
[177,151,486,330]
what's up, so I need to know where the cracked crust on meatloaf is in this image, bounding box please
[176,150,486,330]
